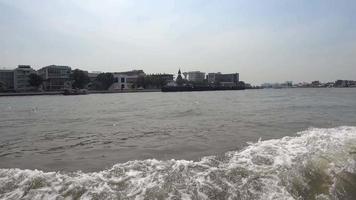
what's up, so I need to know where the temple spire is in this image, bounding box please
[176,68,183,86]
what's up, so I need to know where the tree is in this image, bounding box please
[71,69,90,89]
[136,75,145,88]
[28,73,43,88]
[238,81,246,89]
[135,74,172,89]
[95,73,114,90]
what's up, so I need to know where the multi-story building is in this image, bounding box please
[0,65,37,91]
[207,73,218,84]
[0,69,15,91]
[184,71,206,82]
[207,72,239,86]
[111,70,145,90]
[38,65,71,90]
[14,65,36,91]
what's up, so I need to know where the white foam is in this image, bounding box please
[1,126,356,200]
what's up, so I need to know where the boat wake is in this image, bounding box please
[1,126,356,200]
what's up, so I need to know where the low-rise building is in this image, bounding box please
[281,81,293,88]
[38,65,71,90]
[185,71,206,82]
[335,80,356,87]
[207,72,239,86]
[111,70,145,90]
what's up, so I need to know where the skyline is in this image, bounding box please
[1,0,356,84]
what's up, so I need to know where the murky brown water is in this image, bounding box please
[0,88,356,172]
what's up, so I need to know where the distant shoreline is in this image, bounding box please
[0,87,355,97]
[0,89,161,97]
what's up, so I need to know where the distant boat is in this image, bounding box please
[63,89,88,95]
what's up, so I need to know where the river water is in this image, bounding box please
[1,88,356,199]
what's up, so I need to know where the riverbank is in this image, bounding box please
[2,87,355,97]
[0,89,161,97]
[0,91,63,97]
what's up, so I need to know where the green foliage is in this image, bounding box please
[136,74,172,89]
[71,69,90,89]
[95,73,114,90]
[28,73,43,88]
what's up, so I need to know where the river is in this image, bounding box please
[1,88,356,199]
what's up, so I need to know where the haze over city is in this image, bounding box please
[1,0,355,84]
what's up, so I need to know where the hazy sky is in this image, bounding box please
[0,0,355,84]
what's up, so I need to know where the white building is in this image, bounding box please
[185,71,206,82]
[207,72,239,86]
[110,70,145,90]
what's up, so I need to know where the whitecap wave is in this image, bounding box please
[1,126,356,200]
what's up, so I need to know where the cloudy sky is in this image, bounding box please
[0,0,355,84]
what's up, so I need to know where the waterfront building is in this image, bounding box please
[0,65,37,91]
[325,82,335,87]
[311,81,321,87]
[38,65,72,91]
[335,80,356,87]
[0,69,15,91]
[207,73,216,84]
[280,81,293,88]
[111,70,145,90]
[185,71,206,82]
[13,65,36,91]
[207,72,239,86]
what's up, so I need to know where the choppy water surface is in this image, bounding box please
[1,88,356,199]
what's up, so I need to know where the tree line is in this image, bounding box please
[25,70,173,91]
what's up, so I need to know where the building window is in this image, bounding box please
[121,77,125,83]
